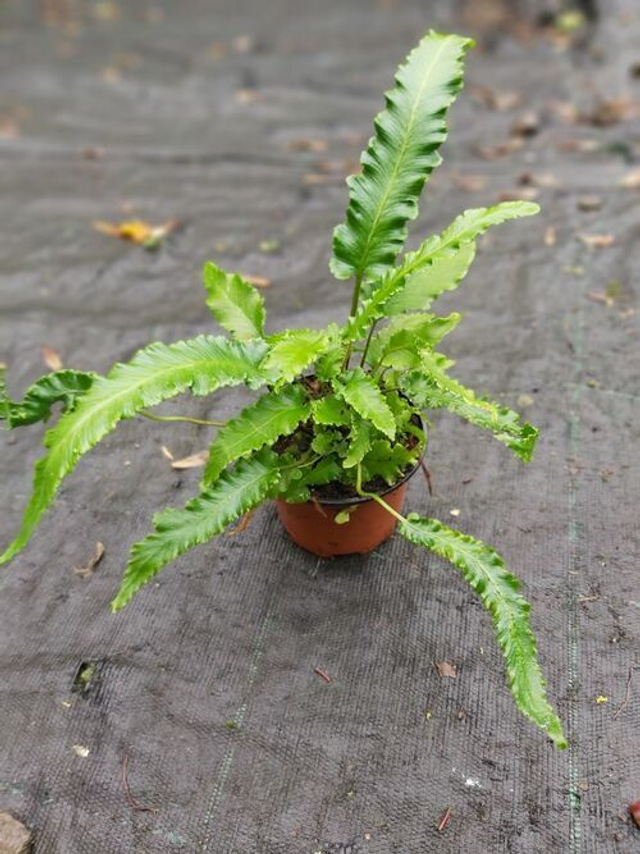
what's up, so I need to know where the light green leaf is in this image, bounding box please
[334,369,396,439]
[399,515,567,748]
[344,201,539,342]
[343,418,372,468]
[0,368,95,429]
[262,329,333,384]
[361,438,415,484]
[203,261,265,340]
[203,385,311,484]
[311,395,350,427]
[331,31,474,282]
[385,242,475,314]
[401,355,538,462]
[112,450,280,611]
[0,335,269,565]
[367,313,461,370]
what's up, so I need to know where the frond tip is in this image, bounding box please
[399,514,567,748]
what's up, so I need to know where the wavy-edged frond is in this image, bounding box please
[203,385,311,485]
[112,449,280,611]
[367,312,461,370]
[311,395,350,427]
[344,202,539,342]
[399,515,566,748]
[262,328,334,384]
[334,368,396,439]
[384,242,475,315]
[0,367,95,429]
[0,336,269,565]
[401,355,538,462]
[331,31,474,282]
[203,261,266,341]
[343,417,372,469]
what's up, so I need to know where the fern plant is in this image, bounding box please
[0,31,566,748]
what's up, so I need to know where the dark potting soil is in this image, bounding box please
[0,1,639,853]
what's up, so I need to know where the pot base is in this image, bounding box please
[275,482,408,557]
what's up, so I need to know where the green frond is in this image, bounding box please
[311,394,350,427]
[344,201,539,342]
[203,261,266,340]
[399,515,566,748]
[331,31,474,282]
[343,417,372,468]
[112,449,280,611]
[0,367,95,429]
[262,328,334,384]
[367,312,461,370]
[333,368,396,439]
[0,335,269,565]
[203,385,311,485]
[401,356,538,462]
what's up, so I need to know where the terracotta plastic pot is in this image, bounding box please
[275,458,422,557]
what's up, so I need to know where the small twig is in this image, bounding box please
[311,495,328,518]
[226,509,255,536]
[613,669,633,720]
[122,755,159,813]
[438,806,452,832]
[314,667,332,684]
[420,461,433,496]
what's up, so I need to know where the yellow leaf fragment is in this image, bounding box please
[93,218,177,248]
[170,450,209,470]
[42,346,63,371]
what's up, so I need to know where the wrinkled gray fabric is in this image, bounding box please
[0,1,639,852]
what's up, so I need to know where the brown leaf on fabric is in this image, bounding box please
[577,195,603,211]
[73,542,105,577]
[234,88,259,104]
[511,111,540,138]
[94,218,177,248]
[451,173,488,192]
[544,226,557,246]
[42,346,63,371]
[470,85,521,112]
[287,138,328,153]
[620,170,640,189]
[241,274,271,288]
[557,137,599,153]
[546,100,579,124]
[577,233,615,249]
[497,187,539,202]
[518,171,558,188]
[435,661,457,678]
[170,450,209,470]
[582,98,637,127]
[160,445,174,461]
[314,666,332,684]
[476,137,524,160]
[226,509,255,536]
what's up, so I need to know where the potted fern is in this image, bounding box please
[0,31,566,748]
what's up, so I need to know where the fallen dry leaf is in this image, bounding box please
[226,509,255,536]
[577,195,603,212]
[73,542,105,577]
[241,274,271,288]
[160,445,174,461]
[497,187,539,202]
[170,450,209,470]
[518,171,558,188]
[42,346,63,371]
[577,233,615,249]
[476,137,524,160]
[544,226,557,246]
[582,98,637,128]
[470,85,521,112]
[287,138,328,153]
[511,111,541,138]
[234,88,259,104]
[435,661,457,678]
[72,744,90,758]
[620,170,640,189]
[557,137,599,153]
[94,218,177,248]
[630,802,640,829]
[449,508,461,517]
[451,173,487,192]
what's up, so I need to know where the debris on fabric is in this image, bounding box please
[435,662,457,678]
[93,219,177,249]
[170,450,209,470]
[41,346,63,371]
[72,744,90,758]
[314,667,332,684]
[0,812,32,854]
[73,542,105,577]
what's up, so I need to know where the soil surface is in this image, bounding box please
[0,1,639,853]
